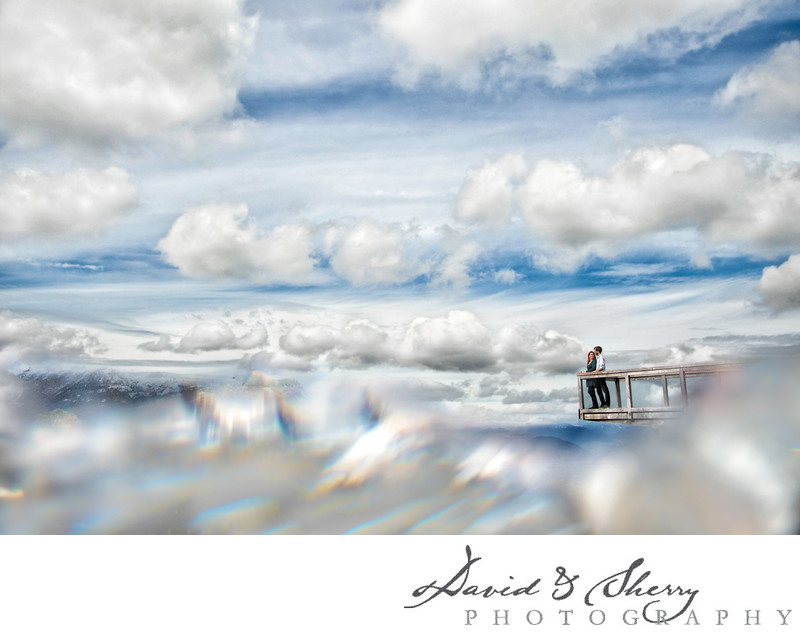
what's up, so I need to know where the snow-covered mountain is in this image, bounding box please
[15,368,188,415]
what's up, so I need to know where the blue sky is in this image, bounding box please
[1,0,799,417]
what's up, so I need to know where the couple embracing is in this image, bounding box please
[584,346,610,409]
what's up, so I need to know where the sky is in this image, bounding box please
[0,0,799,418]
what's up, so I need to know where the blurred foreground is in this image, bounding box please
[0,362,798,534]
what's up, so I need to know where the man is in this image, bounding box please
[593,346,611,408]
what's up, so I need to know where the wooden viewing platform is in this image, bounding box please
[577,362,739,425]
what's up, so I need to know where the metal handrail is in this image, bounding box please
[576,362,739,424]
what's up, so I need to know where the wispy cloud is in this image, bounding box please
[378,0,774,87]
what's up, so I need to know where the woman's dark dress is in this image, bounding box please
[586,358,600,407]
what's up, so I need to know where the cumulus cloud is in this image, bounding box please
[263,320,393,369]
[715,40,800,128]
[0,311,103,367]
[139,322,268,354]
[158,204,316,285]
[176,323,268,354]
[279,325,339,359]
[378,0,769,87]
[455,144,800,271]
[325,220,426,286]
[0,168,136,240]
[330,321,392,368]
[0,0,257,146]
[758,254,800,311]
[401,310,496,371]
[454,154,527,225]
[160,210,492,289]
[492,324,586,373]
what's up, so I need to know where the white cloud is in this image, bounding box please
[493,269,521,285]
[402,310,495,370]
[594,263,680,278]
[279,325,339,359]
[264,320,393,370]
[158,203,316,285]
[715,40,800,127]
[454,154,527,225]
[432,241,483,289]
[139,322,268,354]
[0,0,257,146]
[492,324,585,373]
[138,307,585,376]
[176,323,268,354]
[138,335,173,353]
[330,321,392,368]
[644,342,719,366]
[0,168,136,240]
[378,0,769,87]
[512,144,800,271]
[363,311,580,373]
[277,320,392,368]
[0,311,103,368]
[159,211,494,289]
[758,254,800,311]
[326,219,425,286]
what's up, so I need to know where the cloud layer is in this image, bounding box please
[379,0,771,87]
[272,310,584,373]
[0,0,256,145]
[143,309,585,375]
[0,168,137,240]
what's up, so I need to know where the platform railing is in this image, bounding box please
[577,362,739,424]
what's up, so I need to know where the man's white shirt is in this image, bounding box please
[596,355,606,371]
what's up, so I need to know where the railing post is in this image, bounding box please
[662,375,669,406]
[614,378,621,409]
[577,375,585,418]
[625,374,633,421]
[680,370,688,407]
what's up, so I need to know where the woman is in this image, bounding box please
[584,350,600,409]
